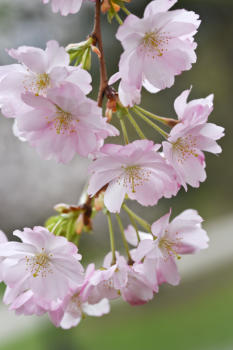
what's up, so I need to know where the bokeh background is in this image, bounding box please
[0,0,233,349]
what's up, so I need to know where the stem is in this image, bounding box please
[115,12,123,25]
[122,204,151,232]
[106,211,116,264]
[126,110,146,139]
[132,107,168,139]
[134,105,178,127]
[121,7,131,16]
[92,0,108,107]
[119,118,129,144]
[116,213,132,263]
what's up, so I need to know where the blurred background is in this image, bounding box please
[0,0,232,349]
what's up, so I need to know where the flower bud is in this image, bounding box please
[94,192,105,211]
[54,203,70,213]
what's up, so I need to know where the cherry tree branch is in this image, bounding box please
[92,0,108,107]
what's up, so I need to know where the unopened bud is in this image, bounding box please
[107,98,117,112]
[101,0,120,13]
[91,45,101,58]
[65,38,93,53]
[76,214,84,235]
[101,0,111,13]
[94,192,105,211]
[54,203,70,213]
[105,108,113,122]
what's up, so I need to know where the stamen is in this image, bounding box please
[23,71,51,96]
[172,135,199,163]
[142,31,170,58]
[122,165,151,193]
[35,73,50,96]
[26,248,53,278]
[159,231,182,260]
[50,106,78,135]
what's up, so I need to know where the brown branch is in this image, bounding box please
[92,0,108,107]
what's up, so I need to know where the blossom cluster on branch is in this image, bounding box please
[0,0,224,329]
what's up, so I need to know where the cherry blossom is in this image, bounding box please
[88,252,154,306]
[111,0,200,106]
[0,40,92,118]
[126,209,209,286]
[0,0,224,328]
[88,140,179,213]
[49,264,110,329]
[42,0,95,16]
[163,89,225,189]
[3,287,47,316]
[0,226,84,304]
[15,83,119,163]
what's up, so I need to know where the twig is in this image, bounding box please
[92,0,108,107]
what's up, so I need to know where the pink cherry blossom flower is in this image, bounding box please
[87,253,127,302]
[162,89,225,189]
[88,252,154,306]
[120,265,155,306]
[3,287,47,316]
[111,0,200,107]
[0,40,92,118]
[42,0,83,16]
[55,297,110,329]
[42,0,95,16]
[88,140,179,213]
[49,264,110,329]
[0,226,84,305]
[15,83,119,163]
[109,73,141,108]
[126,209,209,286]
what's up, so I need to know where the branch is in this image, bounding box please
[92,0,108,107]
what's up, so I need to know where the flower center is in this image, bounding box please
[23,72,51,96]
[159,237,181,260]
[49,106,78,135]
[26,248,53,278]
[123,165,151,193]
[142,31,169,57]
[172,135,199,163]
[35,73,51,95]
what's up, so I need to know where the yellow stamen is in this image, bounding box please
[142,31,169,57]
[172,135,199,164]
[26,248,53,278]
[123,165,151,193]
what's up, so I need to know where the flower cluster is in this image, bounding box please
[0,0,224,330]
[0,40,118,162]
[0,210,208,328]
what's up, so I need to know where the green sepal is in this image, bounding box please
[81,47,92,70]
[45,215,60,230]
[116,104,128,119]
[107,7,115,23]
[112,0,124,6]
